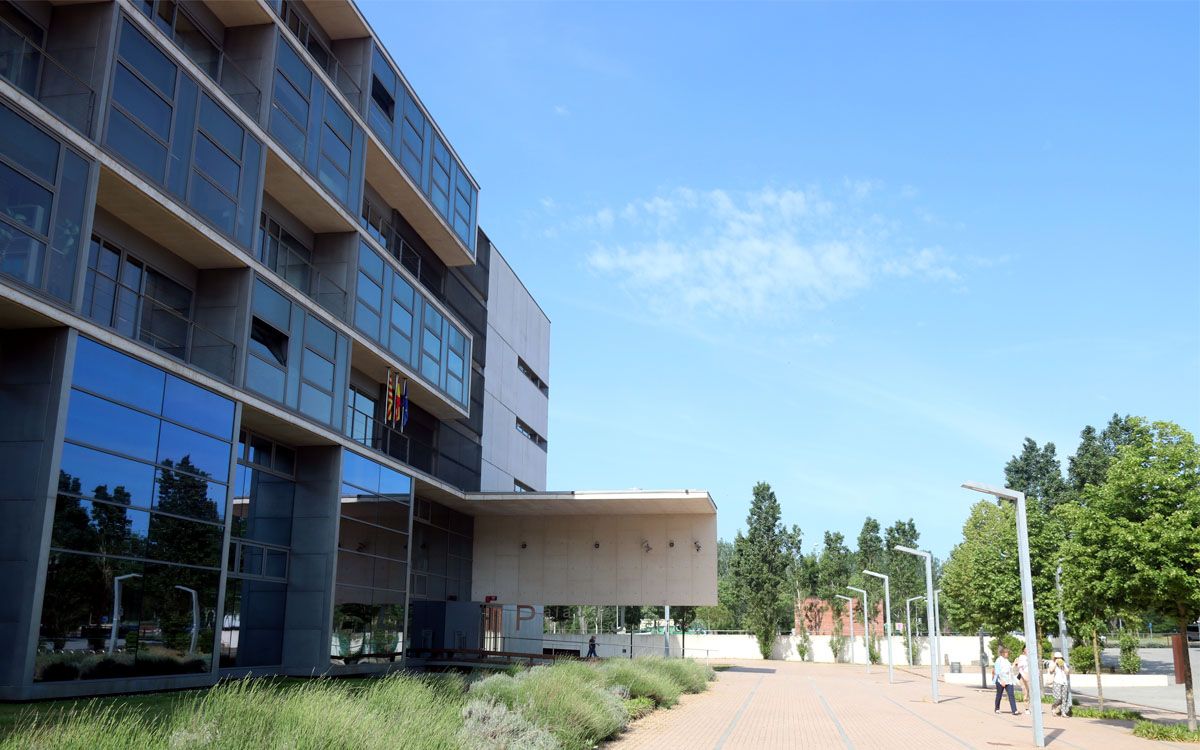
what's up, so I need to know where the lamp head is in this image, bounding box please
[961,481,1024,503]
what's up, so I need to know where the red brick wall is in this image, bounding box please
[794,596,886,635]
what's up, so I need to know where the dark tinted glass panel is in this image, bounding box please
[356,273,381,309]
[118,20,176,98]
[276,40,312,92]
[51,497,150,557]
[304,315,335,358]
[148,513,221,565]
[264,549,287,578]
[247,434,272,467]
[221,578,286,668]
[354,302,379,339]
[193,134,239,196]
[317,156,348,203]
[0,104,58,182]
[232,467,293,546]
[273,445,295,475]
[157,421,231,480]
[189,173,235,235]
[0,226,44,288]
[358,241,383,280]
[249,318,288,366]
[60,442,156,508]
[113,65,171,140]
[301,348,333,385]
[134,562,218,671]
[325,99,352,143]
[66,390,160,461]
[107,108,167,180]
[298,382,331,422]
[175,12,219,79]
[166,75,198,199]
[269,100,306,160]
[252,279,291,330]
[199,95,243,159]
[73,337,166,413]
[0,162,53,235]
[163,375,235,438]
[155,468,226,522]
[272,70,308,129]
[245,356,285,401]
[47,152,90,302]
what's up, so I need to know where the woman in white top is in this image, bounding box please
[1048,651,1071,716]
[1015,646,1031,714]
[992,646,1019,715]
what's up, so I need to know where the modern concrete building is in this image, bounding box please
[0,0,715,700]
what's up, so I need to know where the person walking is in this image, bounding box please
[586,635,598,659]
[992,646,1019,715]
[1048,651,1071,716]
[1015,646,1032,714]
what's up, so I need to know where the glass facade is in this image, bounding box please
[220,431,294,669]
[411,497,473,604]
[36,337,234,682]
[367,45,477,254]
[0,101,91,303]
[104,17,262,249]
[269,36,365,213]
[245,277,349,428]
[354,241,470,409]
[332,450,412,664]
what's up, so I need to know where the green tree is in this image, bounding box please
[941,501,1029,635]
[883,519,924,627]
[730,482,788,659]
[1064,420,1200,730]
[1005,438,1069,511]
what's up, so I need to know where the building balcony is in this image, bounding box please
[0,10,97,137]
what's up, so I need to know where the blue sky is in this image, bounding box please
[361,1,1200,559]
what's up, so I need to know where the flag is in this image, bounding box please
[384,369,395,424]
[400,378,409,433]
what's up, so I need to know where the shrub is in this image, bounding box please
[1132,720,1200,742]
[81,657,135,680]
[459,697,559,750]
[796,629,811,661]
[989,634,1054,662]
[1071,643,1097,673]
[624,696,655,720]
[2,703,166,750]
[469,664,627,750]
[867,637,880,665]
[1118,631,1141,674]
[636,656,713,693]
[908,637,921,666]
[34,656,80,682]
[598,661,681,706]
[1073,707,1142,721]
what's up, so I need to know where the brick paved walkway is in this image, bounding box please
[608,660,1194,749]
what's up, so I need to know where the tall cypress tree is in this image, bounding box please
[731,482,787,659]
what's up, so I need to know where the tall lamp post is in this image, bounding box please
[933,588,944,674]
[864,570,893,683]
[963,481,1044,748]
[848,586,870,674]
[895,545,939,703]
[835,594,856,665]
[1055,563,1072,709]
[905,595,924,667]
[108,573,141,656]
[174,585,200,655]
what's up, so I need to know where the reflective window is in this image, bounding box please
[232,462,294,546]
[163,375,235,439]
[117,19,176,97]
[50,496,150,557]
[59,442,157,510]
[73,317,165,414]
[221,578,286,668]
[66,390,160,461]
[0,103,59,182]
[113,64,172,141]
[157,422,231,480]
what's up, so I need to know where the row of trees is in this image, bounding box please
[699,482,943,661]
[940,416,1199,731]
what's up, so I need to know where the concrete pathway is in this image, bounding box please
[608,660,1195,749]
[1072,647,1200,714]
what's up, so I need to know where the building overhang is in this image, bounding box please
[461,490,718,517]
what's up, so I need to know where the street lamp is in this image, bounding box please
[1055,564,1072,709]
[963,481,1045,748]
[108,573,141,656]
[905,595,924,667]
[174,585,200,655]
[848,586,870,674]
[834,594,856,665]
[895,545,939,703]
[864,570,893,683]
[933,588,944,677]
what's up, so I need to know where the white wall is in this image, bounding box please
[480,247,550,491]
[472,513,718,606]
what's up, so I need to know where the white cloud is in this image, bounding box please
[581,184,962,320]
[553,104,570,117]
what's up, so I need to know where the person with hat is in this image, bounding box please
[1047,650,1071,716]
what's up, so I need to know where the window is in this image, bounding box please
[515,417,548,451]
[517,358,549,396]
[258,213,312,296]
[514,479,535,493]
[246,281,290,403]
[250,318,288,367]
[0,103,89,302]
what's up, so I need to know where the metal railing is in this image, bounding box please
[345,403,436,475]
[261,235,348,318]
[84,274,240,383]
[0,17,95,136]
[360,200,444,299]
[216,54,261,118]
